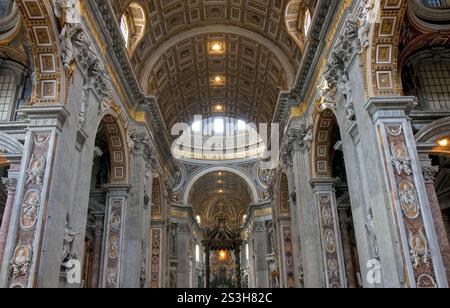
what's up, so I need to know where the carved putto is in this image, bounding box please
[106,269,117,288]
[409,228,431,270]
[390,143,412,176]
[26,154,46,186]
[61,220,79,263]
[11,245,31,279]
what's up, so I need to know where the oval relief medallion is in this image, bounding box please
[20,190,41,229]
[399,180,420,219]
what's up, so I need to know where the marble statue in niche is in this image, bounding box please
[61,216,79,263]
[365,208,380,259]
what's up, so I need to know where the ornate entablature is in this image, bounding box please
[273,0,338,125]
[89,0,174,163]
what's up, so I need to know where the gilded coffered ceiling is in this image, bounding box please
[110,0,304,130]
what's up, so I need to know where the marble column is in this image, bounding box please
[338,206,357,288]
[281,118,325,288]
[253,221,269,288]
[101,184,130,288]
[365,97,448,288]
[88,215,104,288]
[311,178,347,288]
[418,152,450,285]
[0,176,17,270]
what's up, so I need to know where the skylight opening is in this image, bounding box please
[120,15,129,47]
[304,9,312,35]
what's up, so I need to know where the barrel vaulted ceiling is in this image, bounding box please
[189,171,252,228]
[110,0,305,130]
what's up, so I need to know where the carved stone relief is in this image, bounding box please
[385,124,438,288]
[150,228,162,288]
[9,132,51,288]
[104,199,124,288]
[318,194,342,288]
[282,226,295,288]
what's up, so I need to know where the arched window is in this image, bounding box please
[119,2,146,54]
[285,1,313,49]
[120,15,129,47]
[0,0,13,17]
[304,9,312,35]
[402,49,450,111]
[173,117,266,161]
[0,70,16,121]
[422,0,448,8]
[0,61,29,122]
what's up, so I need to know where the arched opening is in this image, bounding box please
[313,110,362,288]
[81,115,128,288]
[190,171,251,230]
[188,170,253,288]
[119,2,146,55]
[431,155,450,241]
[0,60,31,122]
[284,1,313,50]
[415,118,450,275]
[402,49,450,111]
